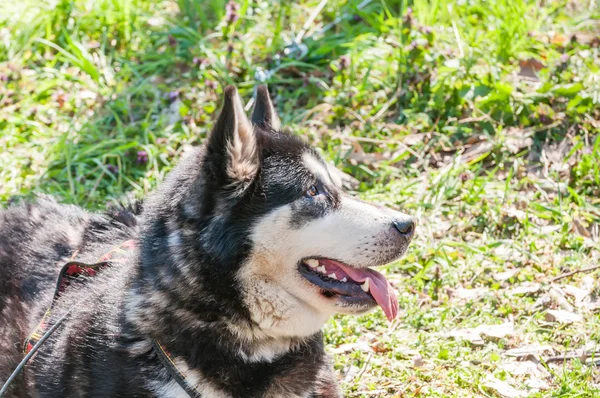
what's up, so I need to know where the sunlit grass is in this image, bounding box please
[1,0,599,396]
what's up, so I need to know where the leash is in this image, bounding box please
[152,339,203,398]
[0,310,72,397]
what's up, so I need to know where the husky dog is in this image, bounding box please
[0,86,414,397]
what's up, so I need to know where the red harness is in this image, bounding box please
[23,240,135,354]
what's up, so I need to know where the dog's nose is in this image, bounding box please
[392,219,415,239]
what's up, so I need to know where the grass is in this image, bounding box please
[1,0,600,396]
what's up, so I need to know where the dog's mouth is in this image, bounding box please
[298,258,399,321]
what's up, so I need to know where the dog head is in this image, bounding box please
[179,86,414,339]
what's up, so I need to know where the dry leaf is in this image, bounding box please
[343,365,361,382]
[518,58,544,81]
[550,33,567,45]
[548,286,575,312]
[413,356,425,368]
[453,287,488,301]
[562,284,590,306]
[448,322,514,345]
[460,142,493,164]
[573,219,592,238]
[479,322,515,340]
[432,220,452,239]
[505,344,554,358]
[525,378,550,390]
[484,376,525,398]
[401,133,425,146]
[330,340,372,354]
[502,207,527,220]
[508,282,542,296]
[465,134,486,146]
[504,128,534,153]
[371,341,391,353]
[494,269,520,282]
[499,361,549,378]
[545,309,583,324]
[448,328,485,345]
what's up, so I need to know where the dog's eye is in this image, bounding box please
[306,185,319,197]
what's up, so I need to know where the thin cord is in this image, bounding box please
[0,310,72,397]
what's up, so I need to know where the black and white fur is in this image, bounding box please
[0,86,414,397]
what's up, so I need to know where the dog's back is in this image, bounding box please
[0,199,139,397]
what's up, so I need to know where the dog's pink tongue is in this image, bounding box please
[338,265,399,321]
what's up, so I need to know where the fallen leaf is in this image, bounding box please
[562,284,590,306]
[504,128,534,153]
[494,269,520,282]
[540,225,561,234]
[460,141,493,164]
[545,309,583,324]
[508,282,542,296]
[525,378,550,390]
[371,341,391,353]
[448,328,484,345]
[582,276,595,292]
[573,219,592,238]
[479,322,515,340]
[548,286,575,312]
[465,134,486,146]
[550,33,567,45]
[499,361,549,378]
[402,133,425,146]
[502,207,527,220]
[505,344,554,358]
[570,33,600,46]
[518,58,544,81]
[413,356,425,368]
[330,340,372,354]
[343,365,361,382]
[448,322,514,345]
[484,375,525,398]
[432,220,452,239]
[453,287,488,301]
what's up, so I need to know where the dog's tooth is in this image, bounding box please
[317,266,327,274]
[328,273,337,280]
[361,279,370,292]
[305,259,319,268]
[340,277,348,282]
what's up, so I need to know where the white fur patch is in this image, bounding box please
[302,152,332,185]
[237,194,412,338]
[237,256,331,338]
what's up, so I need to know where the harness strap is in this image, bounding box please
[23,239,134,354]
[152,339,203,398]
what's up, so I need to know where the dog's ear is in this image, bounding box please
[207,86,258,188]
[251,85,281,130]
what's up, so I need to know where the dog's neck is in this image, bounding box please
[124,267,324,397]
[125,247,311,365]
